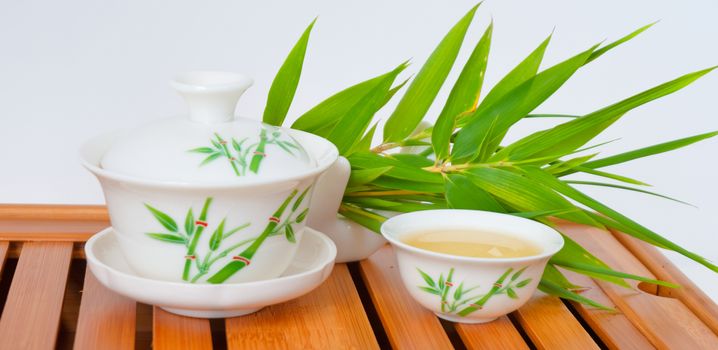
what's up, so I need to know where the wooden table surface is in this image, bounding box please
[0,204,717,349]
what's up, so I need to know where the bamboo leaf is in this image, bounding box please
[144,204,178,232]
[232,138,246,152]
[209,218,226,251]
[524,166,718,272]
[516,279,532,288]
[587,22,657,63]
[347,123,378,156]
[452,44,598,163]
[509,208,579,219]
[327,63,407,154]
[543,264,582,290]
[444,174,506,212]
[433,22,493,160]
[383,4,479,142]
[554,260,678,288]
[184,208,195,237]
[200,152,222,166]
[295,208,309,223]
[570,166,650,186]
[474,34,551,118]
[263,19,316,126]
[418,268,436,288]
[511,266,528,281]
[539,279,613,311]
[524,114,578,118]
[564,180,693,206]
[338,204,386,233]
[506,288,518,299]
[372,177,445,193]
[293,66,406,133]
[348,152,443,184]
[419,286,441,295]
[348,167,393,187]
[454,282,465,300]
[285,225,296,243]
[224,222,251,239]
[493,67,717,162]
[146,233,186,244]
[580,131,718,170]
[188,147,214,154]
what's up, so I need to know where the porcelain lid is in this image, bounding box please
[100,71,314,184]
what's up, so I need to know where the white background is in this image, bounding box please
[1,0,716,300]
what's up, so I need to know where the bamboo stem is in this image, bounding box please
[249,128,269,173]
[457,268,513,316]
[182,198,213,281]
[206,189,299,283]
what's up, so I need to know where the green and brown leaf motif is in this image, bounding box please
[417,267,532,316]
[188,126,301,176]
[143,186,310,284]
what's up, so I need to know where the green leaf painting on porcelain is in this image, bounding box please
[188,127,302,176]
[144,186,311,283]
[262,4,717,308]
[417,267,532,316]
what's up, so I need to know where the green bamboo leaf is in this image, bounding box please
[539,279,613,311]
[209,218,226,251]
[383,4,480,142]
[146,233,186,244]
[210,139,221,149]
[511,266,528,281]
[144,204,178,232]
[438,273,445,290]
[293,67,405,133]
[419,286,442,295]
[285,225,296,243]
[348,167,393,187]
[293,186,312,211]
[274,139,295,155]
[452,44,598,163]
[544,154,597,174]
[524,166,718,273]
[372,177,445,193]
[515,279,532,288]
[580,131,718,171]
[543,264,582,290]
[347,123,378,156]
[564,180,694,206]
[571,166,650,186]
[348,152,442,184]
[587,22,657,63]
[224,222,251,239]
[184,208,195,237]
[295,208,309,223]
[338,204,386,233]
[506,288,518,299]
[493,67,717,162]
[470,33,552,122]
[188,147,214,154]
[200,152,222,166]
[390,154,434,168]
[263,19,316,126]
[344,197,444,213]
[554,260,678,288]
[444,174,506,212]
[417,268,436,288]
[433,22,493,160]
[453,282,465,300]
[524,114,578,119]
[509,208,579,219]
[232,138,246,152]
[327,63,407,154]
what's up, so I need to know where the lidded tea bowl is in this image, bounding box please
[80,71,338,284]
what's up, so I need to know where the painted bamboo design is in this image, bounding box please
[417,266,532,317]
[206,186,311,283]
[189,127,301,176]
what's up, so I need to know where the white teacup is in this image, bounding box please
[381,209,564,324]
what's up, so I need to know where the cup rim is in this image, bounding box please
[381,209,564,264]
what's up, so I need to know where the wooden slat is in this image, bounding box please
[564,222,718,349]
[153,307,212,350]
[0,204,108,221]
[0,241,8,275]
[359,246,454,349]
[560,269,654,350]
[0,242,73,349]
[513,291,600,350]
[613,231,718,334]
[6,242,86,259]
[225,264,378,349]
[455,316,529,350]
[0,219,106,241]
[74,266,136,350]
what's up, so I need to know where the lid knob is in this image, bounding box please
[171,71,253,124]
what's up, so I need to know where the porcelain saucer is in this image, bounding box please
[86,227,337,318]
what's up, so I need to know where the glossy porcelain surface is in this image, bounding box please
[86,227,336,318]
[382,210,564,324]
